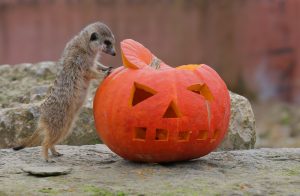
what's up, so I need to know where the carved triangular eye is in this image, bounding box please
[187,84,214,101]
[131,82,157,106]
[163,101,181,118]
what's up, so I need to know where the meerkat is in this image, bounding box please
[13,22,116,162]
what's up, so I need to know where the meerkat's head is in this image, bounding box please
[84,22,116,57]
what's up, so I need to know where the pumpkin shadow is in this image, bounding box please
[118,157,225,171]
[158,159,221,170]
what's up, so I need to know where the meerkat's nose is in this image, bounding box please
[110,47,116,56]
[105,47,116,56]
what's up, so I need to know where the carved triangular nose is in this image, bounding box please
[163,101,181,118]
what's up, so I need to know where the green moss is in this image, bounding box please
[283,168,300,176]
[280,111,291,125]
[81,185,126,196]
[116,192,126,196]
[83,186,107,195]
[37,75,56,82]
[161,187,200,196]
[161,186,223,196]
[88,138,102,145]
[0,191,8,196]
[38,188,59,194]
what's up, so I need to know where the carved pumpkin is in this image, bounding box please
[93,39,230,163]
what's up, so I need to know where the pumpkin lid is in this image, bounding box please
[121,39,163,69]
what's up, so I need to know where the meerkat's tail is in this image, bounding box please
[13,126,42,151]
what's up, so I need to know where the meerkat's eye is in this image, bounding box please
[90,32,99,41]
[104,40,111,46]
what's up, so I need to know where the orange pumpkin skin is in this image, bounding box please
[93,39,230,163]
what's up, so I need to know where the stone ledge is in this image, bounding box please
[0,145,299,195]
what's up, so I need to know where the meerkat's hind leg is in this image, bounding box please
[50,146,63,157]
[42,136,55,163]
[42,144,55,163]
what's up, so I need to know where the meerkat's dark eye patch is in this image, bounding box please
[104,40,111,46]
[90,32,99,41]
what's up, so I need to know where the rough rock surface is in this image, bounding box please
[22,166,72,177]
[0,62,256,150]
[219,91,256,150]
[0,145,299,195]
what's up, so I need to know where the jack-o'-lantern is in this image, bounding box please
[93,39,230,163]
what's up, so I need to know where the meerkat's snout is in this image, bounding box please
[102,40,116,56]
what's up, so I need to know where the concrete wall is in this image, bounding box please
[1,0,300,103]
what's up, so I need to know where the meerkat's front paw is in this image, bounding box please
[45,159,56,163]
[95,62,113,78]
[52,152,63,157]
[104,66,113,78]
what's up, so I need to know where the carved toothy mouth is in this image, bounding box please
[133,127,212,142]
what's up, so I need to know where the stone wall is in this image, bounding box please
[0,62,256,150]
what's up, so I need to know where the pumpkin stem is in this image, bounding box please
[149,57,161,69]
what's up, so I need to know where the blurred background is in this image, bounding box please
[0,0,299,147]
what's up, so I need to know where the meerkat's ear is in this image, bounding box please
[90,32,99,41]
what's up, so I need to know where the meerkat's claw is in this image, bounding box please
[104,66,113,78]
[96,61,110,71]
[96,61,113,77]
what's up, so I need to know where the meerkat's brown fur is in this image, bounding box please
[13,22,116,162]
